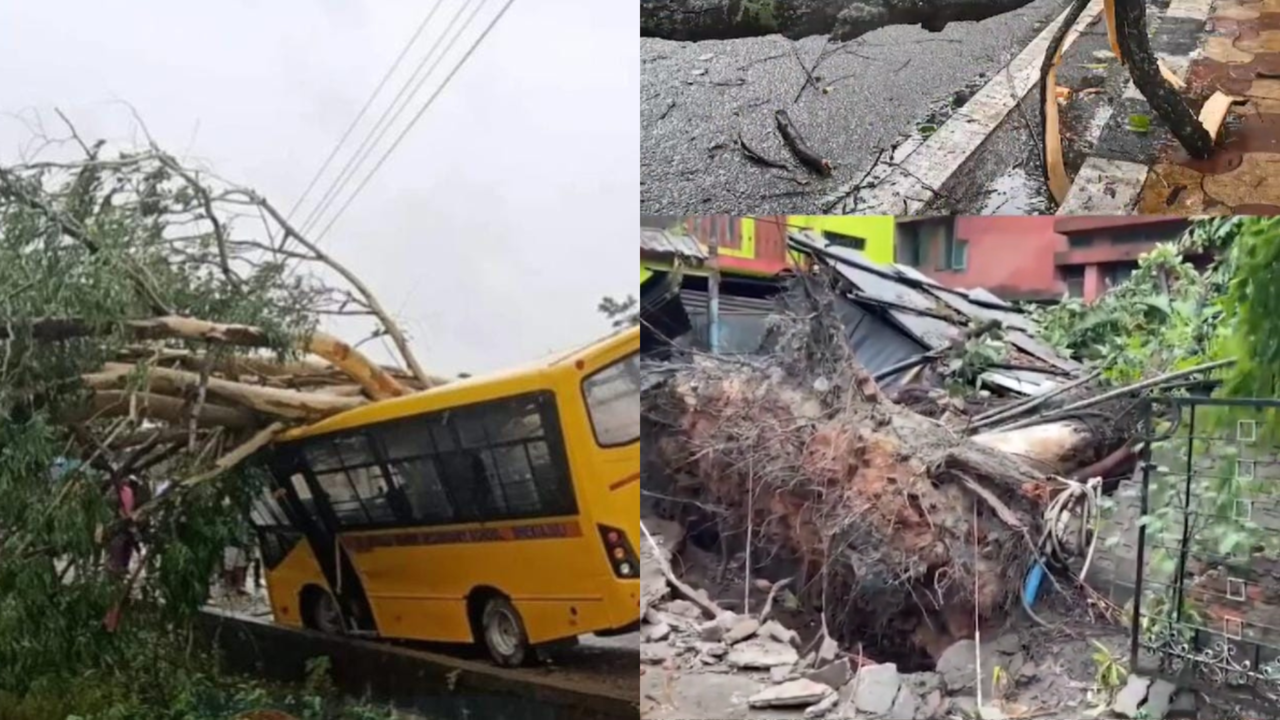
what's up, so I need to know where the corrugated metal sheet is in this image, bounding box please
[680,289,776,316]
[640,228,708,262]
[832,295,928,389]
[788,230,1081,396]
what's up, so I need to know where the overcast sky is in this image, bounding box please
[0,0,637,377]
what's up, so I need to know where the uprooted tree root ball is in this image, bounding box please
[644,295,1065,662]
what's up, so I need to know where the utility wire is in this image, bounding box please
[314,0,517,243]
[298,0,481,237]
[287,0,447,223]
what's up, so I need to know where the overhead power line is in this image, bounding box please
[287,0,447,223]
[313,0,518,243]
[298,0,482,237]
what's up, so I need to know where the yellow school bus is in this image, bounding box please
[249,326,640,666]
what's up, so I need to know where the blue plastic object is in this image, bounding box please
[1022,560,1047,609]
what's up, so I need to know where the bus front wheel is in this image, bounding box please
[479,596,531,667]
[306,588,346,635]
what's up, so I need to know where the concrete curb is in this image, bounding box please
[1058,0,1217,213]
[821,0,1104,214]
[198,609,639,720]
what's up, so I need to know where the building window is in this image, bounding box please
[1068,237,1093,248]
[899,236,924,266]
[947,239,969,271]
[822,230,867,252]
[1103,262,1138,290]
[937,237,968,271]
[1061,266,1085,298]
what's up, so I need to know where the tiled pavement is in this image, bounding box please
[1138,0,1280,213]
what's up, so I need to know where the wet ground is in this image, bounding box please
[946,0,1183,213]
[1139,0,1280,213]
[640,0,1072,214]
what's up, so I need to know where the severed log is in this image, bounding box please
[971,420,1093,475]
[64,391,258,430]
[640,0,1041,42]
[3,315,414,399]
[83,364,367,421]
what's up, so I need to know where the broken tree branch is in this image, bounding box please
[1114,0,1212,159]
[775,110,832,176]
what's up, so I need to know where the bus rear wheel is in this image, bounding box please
[308,589,346,635]
[480,597,531,667]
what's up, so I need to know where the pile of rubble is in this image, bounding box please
[638,237,1245,719]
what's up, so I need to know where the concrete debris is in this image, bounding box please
[804,659,852,690]
[723,616,760,645]
[761,619,800,647]
[769,665,791,683]
[644,622,672,642]
[888,683,919,719]
[853,663,902,715]
[1112,674,1153,718]
[726,640,800,669]
[748,678,835,708]
[698,620,725,642]
[936,639,982,692]
[803,689,839,718]
[695,641,726,657]
[817,634,840,664]
[1143,678,1177,719]
[665,599,702,619]
[641,643,676,664]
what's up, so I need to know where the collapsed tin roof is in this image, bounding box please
[787,230,1081,396]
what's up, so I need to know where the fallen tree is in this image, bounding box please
[0,115,437,716]
[639,0,1040,41]
[640,269,1228,661]
[645,282,1097,656]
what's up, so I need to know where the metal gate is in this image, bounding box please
[1131,395,1280,713]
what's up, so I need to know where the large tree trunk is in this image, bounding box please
[5,315,421,400]
[83,364,367,421]
[1115,0,1212,159]
[640,0,1040,42]
[63,391,258,430]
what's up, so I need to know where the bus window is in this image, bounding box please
[290,473,318,518]
[583,353,640,447]
[386,456,455,523]
[374,418,456,524]
[304,434,403,527]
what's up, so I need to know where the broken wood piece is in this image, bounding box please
[774,110,832,176]
[1045,47,1071,204]
[641,521,727,620]
[1158,59,1185,90]
[1104,0,1122,63]
[972,421,1092,475]
[1198,91,1235,141]
[956,473,1025,531]
[760,576,794,622]
[737,131,790,170]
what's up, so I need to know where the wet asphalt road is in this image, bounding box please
[641,0,1073,215]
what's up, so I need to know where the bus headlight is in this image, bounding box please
[597,524,639,579]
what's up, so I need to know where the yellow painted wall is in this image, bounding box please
[786,215,896,264]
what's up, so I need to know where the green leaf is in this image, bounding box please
[1128,114,1152,133]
